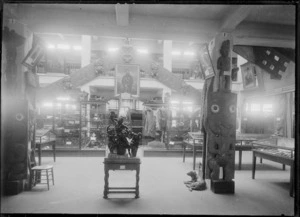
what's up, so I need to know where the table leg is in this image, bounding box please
[290,163,294,197]
[103,167,109,199]
[38,144,42,166]
[252,153,256,179]
[46,169,50,190]
[51,168,55,185]
[260,158,263,163]
[53,141,56,162]
[193,146,196,170]
[282,164,285,170]
[239,149,242,170]
[183,144,186,163]
[135,166,140,198]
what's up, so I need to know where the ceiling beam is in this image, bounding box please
[18,6,217,43]
[234,37,295,48]
[115,3,129,26]
[234,22,295,48]
[11,5,295,47]
[220,5,255,32]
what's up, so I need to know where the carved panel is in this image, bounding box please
[204,92,237,181]
[3,99,29,181]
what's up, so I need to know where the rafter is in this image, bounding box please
[220,5,255,32]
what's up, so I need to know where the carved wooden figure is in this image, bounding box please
[217,40,231,91]
[204,91,237,181]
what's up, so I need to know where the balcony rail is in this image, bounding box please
[37,61,203,81]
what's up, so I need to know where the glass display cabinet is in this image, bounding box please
[35,128,56,165]
[182,132,204,170]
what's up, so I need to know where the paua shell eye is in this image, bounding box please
[211,104,220,113]
[229,105,236,113]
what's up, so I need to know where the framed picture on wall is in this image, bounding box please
[241,62,258,90]
[198,44,215,79]
[115,64,140,97]
[22,37,46,69]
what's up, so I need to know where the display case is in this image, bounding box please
[130,111,143,134]
[168,103,201,149]
[80,100,109,150]
[35,129,56,144]
[251,137,295,197]
[182,132,204,170]
[35,128,56,165]
[54,105,81,149]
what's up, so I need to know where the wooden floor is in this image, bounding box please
[1,151,295,215]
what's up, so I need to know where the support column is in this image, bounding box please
[286,92,292,138]
[81,35,91,68]
[81,35,91,137]
[163,40,172,72]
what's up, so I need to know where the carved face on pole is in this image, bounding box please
[204,91,237,180]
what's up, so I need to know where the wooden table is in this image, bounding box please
[35,129,56,166]
[252,148,294,197]
[235,138,257,170]
[182,132,203,170]
[103,156,141,199]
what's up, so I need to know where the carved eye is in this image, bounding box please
[16,113,24,121]
[229,105,236,113]
[211,104,220,113]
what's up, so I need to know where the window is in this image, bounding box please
[251,104,260,112]
[135,100,144,110]
[107,100,118,110]
[183,106,193,113]
[262,104,273,113]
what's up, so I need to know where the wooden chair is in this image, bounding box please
[31,165,54,190]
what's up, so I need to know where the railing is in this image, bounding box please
[36,61,203,81]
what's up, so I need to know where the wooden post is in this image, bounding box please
[202,32,236,194]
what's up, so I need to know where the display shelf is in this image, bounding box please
[35,129,56,144]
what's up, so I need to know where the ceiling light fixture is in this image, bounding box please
[47,44,55,49]
[182,101,193,105]
[137,48,148,54]
[183,51,195,56]
[108,47,119,52]
[172,51,181,56]
[56,97,70,101]
[73,45,82,50]
[43,102,53,107]
[57,44,70,50]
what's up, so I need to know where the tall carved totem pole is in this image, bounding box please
[201,33,237,194]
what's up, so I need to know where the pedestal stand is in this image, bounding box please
[103,154,141,199]
[210,180,234,194]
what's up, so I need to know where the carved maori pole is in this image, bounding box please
[2,27,31,194]
[201,33,237,194]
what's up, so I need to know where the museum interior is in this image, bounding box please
[1,3,298,215]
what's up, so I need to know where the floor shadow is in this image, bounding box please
[104,197,138,204]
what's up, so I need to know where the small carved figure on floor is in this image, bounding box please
[184,170,198,184]
[186,179,207,192]
[184,164,207,191]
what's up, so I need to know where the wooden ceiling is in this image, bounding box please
[3,3,296,48]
